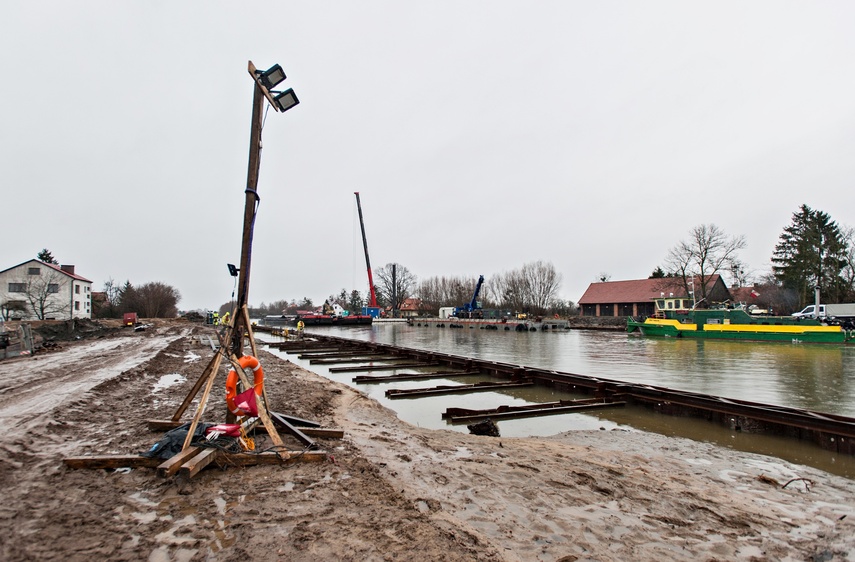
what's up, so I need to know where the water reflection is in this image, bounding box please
[261,325,855,478]
[313,324,855,417]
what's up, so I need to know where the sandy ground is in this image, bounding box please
[1,319,854,561]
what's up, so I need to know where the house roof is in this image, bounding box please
[0,259,93,283]
[578,275,724,304]
[399,298,421,311]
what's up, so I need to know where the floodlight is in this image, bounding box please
[227,263,239,277]
[256,64,286,90]
[272,88,300,113]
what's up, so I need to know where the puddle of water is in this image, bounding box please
[153,373,187,393]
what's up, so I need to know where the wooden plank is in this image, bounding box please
[271,412,316,448]
[386,380,534,398]
[269,412,321,428]
[298,350,385,358]
[221,451,327,465]
[64,455,163,469]
[446,401,626,423]
[157,447,204,477]
[63,450,328,471]
[310,355,399,365]
[181,358,221,451]
[171,353,220,422]
[179,448,220,478]
[330,362,439,373]
[301,427,344,439]
[353,370,482,383]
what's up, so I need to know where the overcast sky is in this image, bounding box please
[3,2,855,312]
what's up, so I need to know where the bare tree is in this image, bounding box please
[416,275,482,315]
[493,261,562,315]
[0,299,28,320]
[20,268,70,319]
[523,261,563,313]
[130,282,181,318]
[374,263,417,312]
[665,224,746,302]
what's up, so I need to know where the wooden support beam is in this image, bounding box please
[64,449,328,471]
[179,448,220,478]
[444,400,626,423]
[330,362,439,373]
[171,351,221,422]
[270,412,317,449]
[353,370,482,383]
[145,418,343,439]
[157,447,204,477]
[63,456,163,469]
[180,357,223,451]
[386,380,535,398]
[310,355,400,365]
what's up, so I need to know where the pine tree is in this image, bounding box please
[772,204,848,305]
[37,248,58,264]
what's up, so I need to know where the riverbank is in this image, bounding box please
[1,319,853,560]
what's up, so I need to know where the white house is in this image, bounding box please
[0,260,93,320]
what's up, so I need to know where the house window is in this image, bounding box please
[8,283,26,292]
[28,267,41,275]
[48,284,59,293]
[75,285,80,294]
[75,302,80,311]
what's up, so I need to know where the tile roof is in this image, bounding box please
[578,275,722,304]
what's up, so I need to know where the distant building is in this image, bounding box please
[0,260,93,320]
[398,297,422,318]
[578,275,731,317]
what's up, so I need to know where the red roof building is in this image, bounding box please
[577,275,731,317]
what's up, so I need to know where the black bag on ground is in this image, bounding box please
[142,423,212,459]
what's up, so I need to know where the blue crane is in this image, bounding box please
[454,275,485,317]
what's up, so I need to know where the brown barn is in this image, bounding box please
[578,275,731,317]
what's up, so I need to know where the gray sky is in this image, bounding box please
[3,2,855,312]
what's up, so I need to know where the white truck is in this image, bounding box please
[791,303,855,321]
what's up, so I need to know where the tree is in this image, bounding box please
[772,205,848,305]
[522,261,563,313]
[129,282,181,318]
[417,275,479,315]
[22,267,69,319]
[37,248,58,264]
[374,263,417,313]
[348,290,364,314]
[492,261,562,315]
[95,278,123,318]
[0,299,28,320]
[665,224,746,303]
[649,267,666,279]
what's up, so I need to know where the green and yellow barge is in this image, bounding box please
[627,298,855,344]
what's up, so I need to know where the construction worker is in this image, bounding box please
[220,311,230,326]
[212,311,219,325]
[296,319,305,339]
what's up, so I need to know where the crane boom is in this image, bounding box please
[354,192,378,309]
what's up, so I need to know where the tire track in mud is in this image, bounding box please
[0,328,191,437]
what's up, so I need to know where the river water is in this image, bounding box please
[258,323,855,478]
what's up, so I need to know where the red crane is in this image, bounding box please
[354,192,380,316]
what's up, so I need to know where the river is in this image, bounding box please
[258,322,855,478]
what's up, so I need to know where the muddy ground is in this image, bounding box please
[0,319,853,561]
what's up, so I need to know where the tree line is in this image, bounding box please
[0,249,182,320]
[96,279,181,319]
[652,204,855,314]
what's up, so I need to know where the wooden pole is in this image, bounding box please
[232,74,266,358]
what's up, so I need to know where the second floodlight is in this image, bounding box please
[273,88,300,113]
